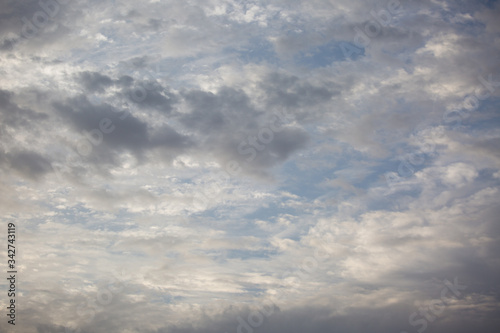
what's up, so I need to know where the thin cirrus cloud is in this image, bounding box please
[0,0,500,332]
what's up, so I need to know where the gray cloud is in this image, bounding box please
[0,89,49,130]
[77,71,114,93]
[52,95,193,167]
[0,150,52,179]
[180,86,310,176]
[1,0,500,332]
[125,83,178,113]
[0,89,51,179]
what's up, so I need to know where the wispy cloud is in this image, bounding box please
[1,0,499,332]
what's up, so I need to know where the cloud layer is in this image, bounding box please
[1,0,499,332]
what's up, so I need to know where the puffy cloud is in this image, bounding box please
[0,0,499,332]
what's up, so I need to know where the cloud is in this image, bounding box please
[0,150,52,179]
[0,0,500,332]
[77,71,114,93]
[0,88,49,131]
[52,94,193,167]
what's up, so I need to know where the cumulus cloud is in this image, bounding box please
[0,0,499,332]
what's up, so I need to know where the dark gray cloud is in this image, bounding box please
[249,127,310,169]
[53,95,193,165]
[180,87,260,135]
[0,36,17,51]
[0,0,77,52]
[0,150,52,179]
[0,89,49,130]
[0,89,51,180]
[125,83,178,113]
[50,74,311,178]
[75,70,178,113]
[30,302,500,333]
[117,75,134,87]
[77,71,114,93]
[180,86,310,176]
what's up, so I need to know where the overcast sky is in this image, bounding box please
[1,0,500,332]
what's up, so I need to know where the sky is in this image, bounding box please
[0,0,500,332]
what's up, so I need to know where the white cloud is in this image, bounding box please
[1,0,500,332]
